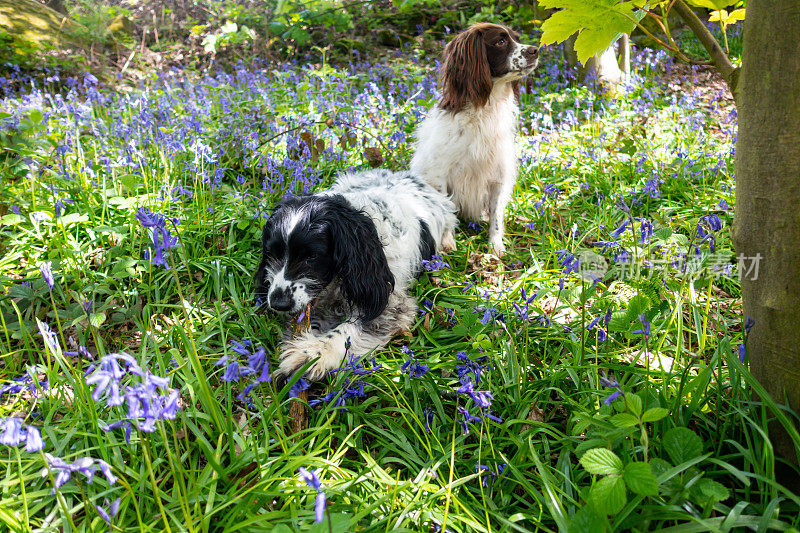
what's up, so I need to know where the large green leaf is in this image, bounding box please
[580,448,623,475]
[685,0,737,10]
[663,427,703,465]
[540,0,647,64]
[623,462,659,496]
[590,475,627,515]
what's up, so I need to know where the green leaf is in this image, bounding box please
[580,448,623,475]
[641,407,669,422]
[118,173,140,190]
[696,478,730,502]
[568,505,607,533]
[663,427,703,465]
[654,227,673,240]
[625,294,652,322]
[28,109,44,125]
[309,513,349,533]
[0,214,23,225]
[685,0,737,10]
[610,413,639,428]
[623,462,658,496]
[590,475,626,515]
[539,0,644,64]
[270,526,293,533]
[625,394,643,417]
[89,312,107,328]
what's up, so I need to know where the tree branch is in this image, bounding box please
[671,0,741,95]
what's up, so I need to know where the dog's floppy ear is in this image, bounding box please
[317,195,394,322]
[253,203,284,307]
[439,26,492,112]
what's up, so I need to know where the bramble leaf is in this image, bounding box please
[610,413,639,428]
[623,462,659,496]
[590,475,626,515]
[580,448,623,475]
[641,407,669,422]
[663,427,703,465]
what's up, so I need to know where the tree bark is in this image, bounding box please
[732,0,800,463]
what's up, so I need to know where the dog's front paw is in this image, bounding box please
[441,231,457,253]
[275,333,346,381]
[488,237,506,256]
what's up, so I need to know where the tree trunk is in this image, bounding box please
[618,33,630,83]
[563,34,623,87]
[732,0,800,463]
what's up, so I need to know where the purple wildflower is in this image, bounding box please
[422,254,450,271]
[298,467,326,523]
[604,390,622,405]
[40,262,54,290]
[0,418,24,446]
[457,406,482,435]
[456,381,493,409]
[96,498,121,526]
[632,313,651,338]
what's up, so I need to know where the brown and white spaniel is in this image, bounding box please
[411,23,539,254]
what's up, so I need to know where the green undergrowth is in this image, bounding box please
[0,46,798,532]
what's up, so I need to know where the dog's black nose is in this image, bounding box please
[269,290,293,312]
[524,46,539,60]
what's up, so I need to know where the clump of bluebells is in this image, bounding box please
[135,208,180,269]
[0,417,45,452]
[85,352,180,442]
[400,346,429,378]
[421,254,450,272]
[216,339,271,405]
[0,367,48,399]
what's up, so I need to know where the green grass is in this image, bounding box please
[0,47,799,532]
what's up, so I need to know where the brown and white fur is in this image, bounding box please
[411,23,539,254]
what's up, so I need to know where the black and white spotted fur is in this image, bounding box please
[254,169,457,379]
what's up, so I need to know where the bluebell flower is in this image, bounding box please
[0,369,48,398]
[604,390,622,405]
[701,214,722,231]
[455,351,483,385]
[475,462,491,487]
[422,254,450,271]
[0,418,24,446]
[556,249,580,275]
[96,498,121,526]
[100,420,133,444]
[456,381,493,409]
[744,316,755,334]
[636,217,653,244]
[222,360,240,382]
[423,406,433,434]
[738,344,745,362]
[298,467,326,523]
[25,426,44,452]
[457,406,482,435]
[40,261,54,290]
[289,378,310,398]
[333,355,382,376]
[610,219,630,239]
[43,453,117,494]
[632,313,651,338]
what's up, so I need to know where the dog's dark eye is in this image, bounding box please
[495,38,506,47]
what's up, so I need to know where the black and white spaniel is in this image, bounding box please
[411,23,539,254]
[254,169,457,380]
